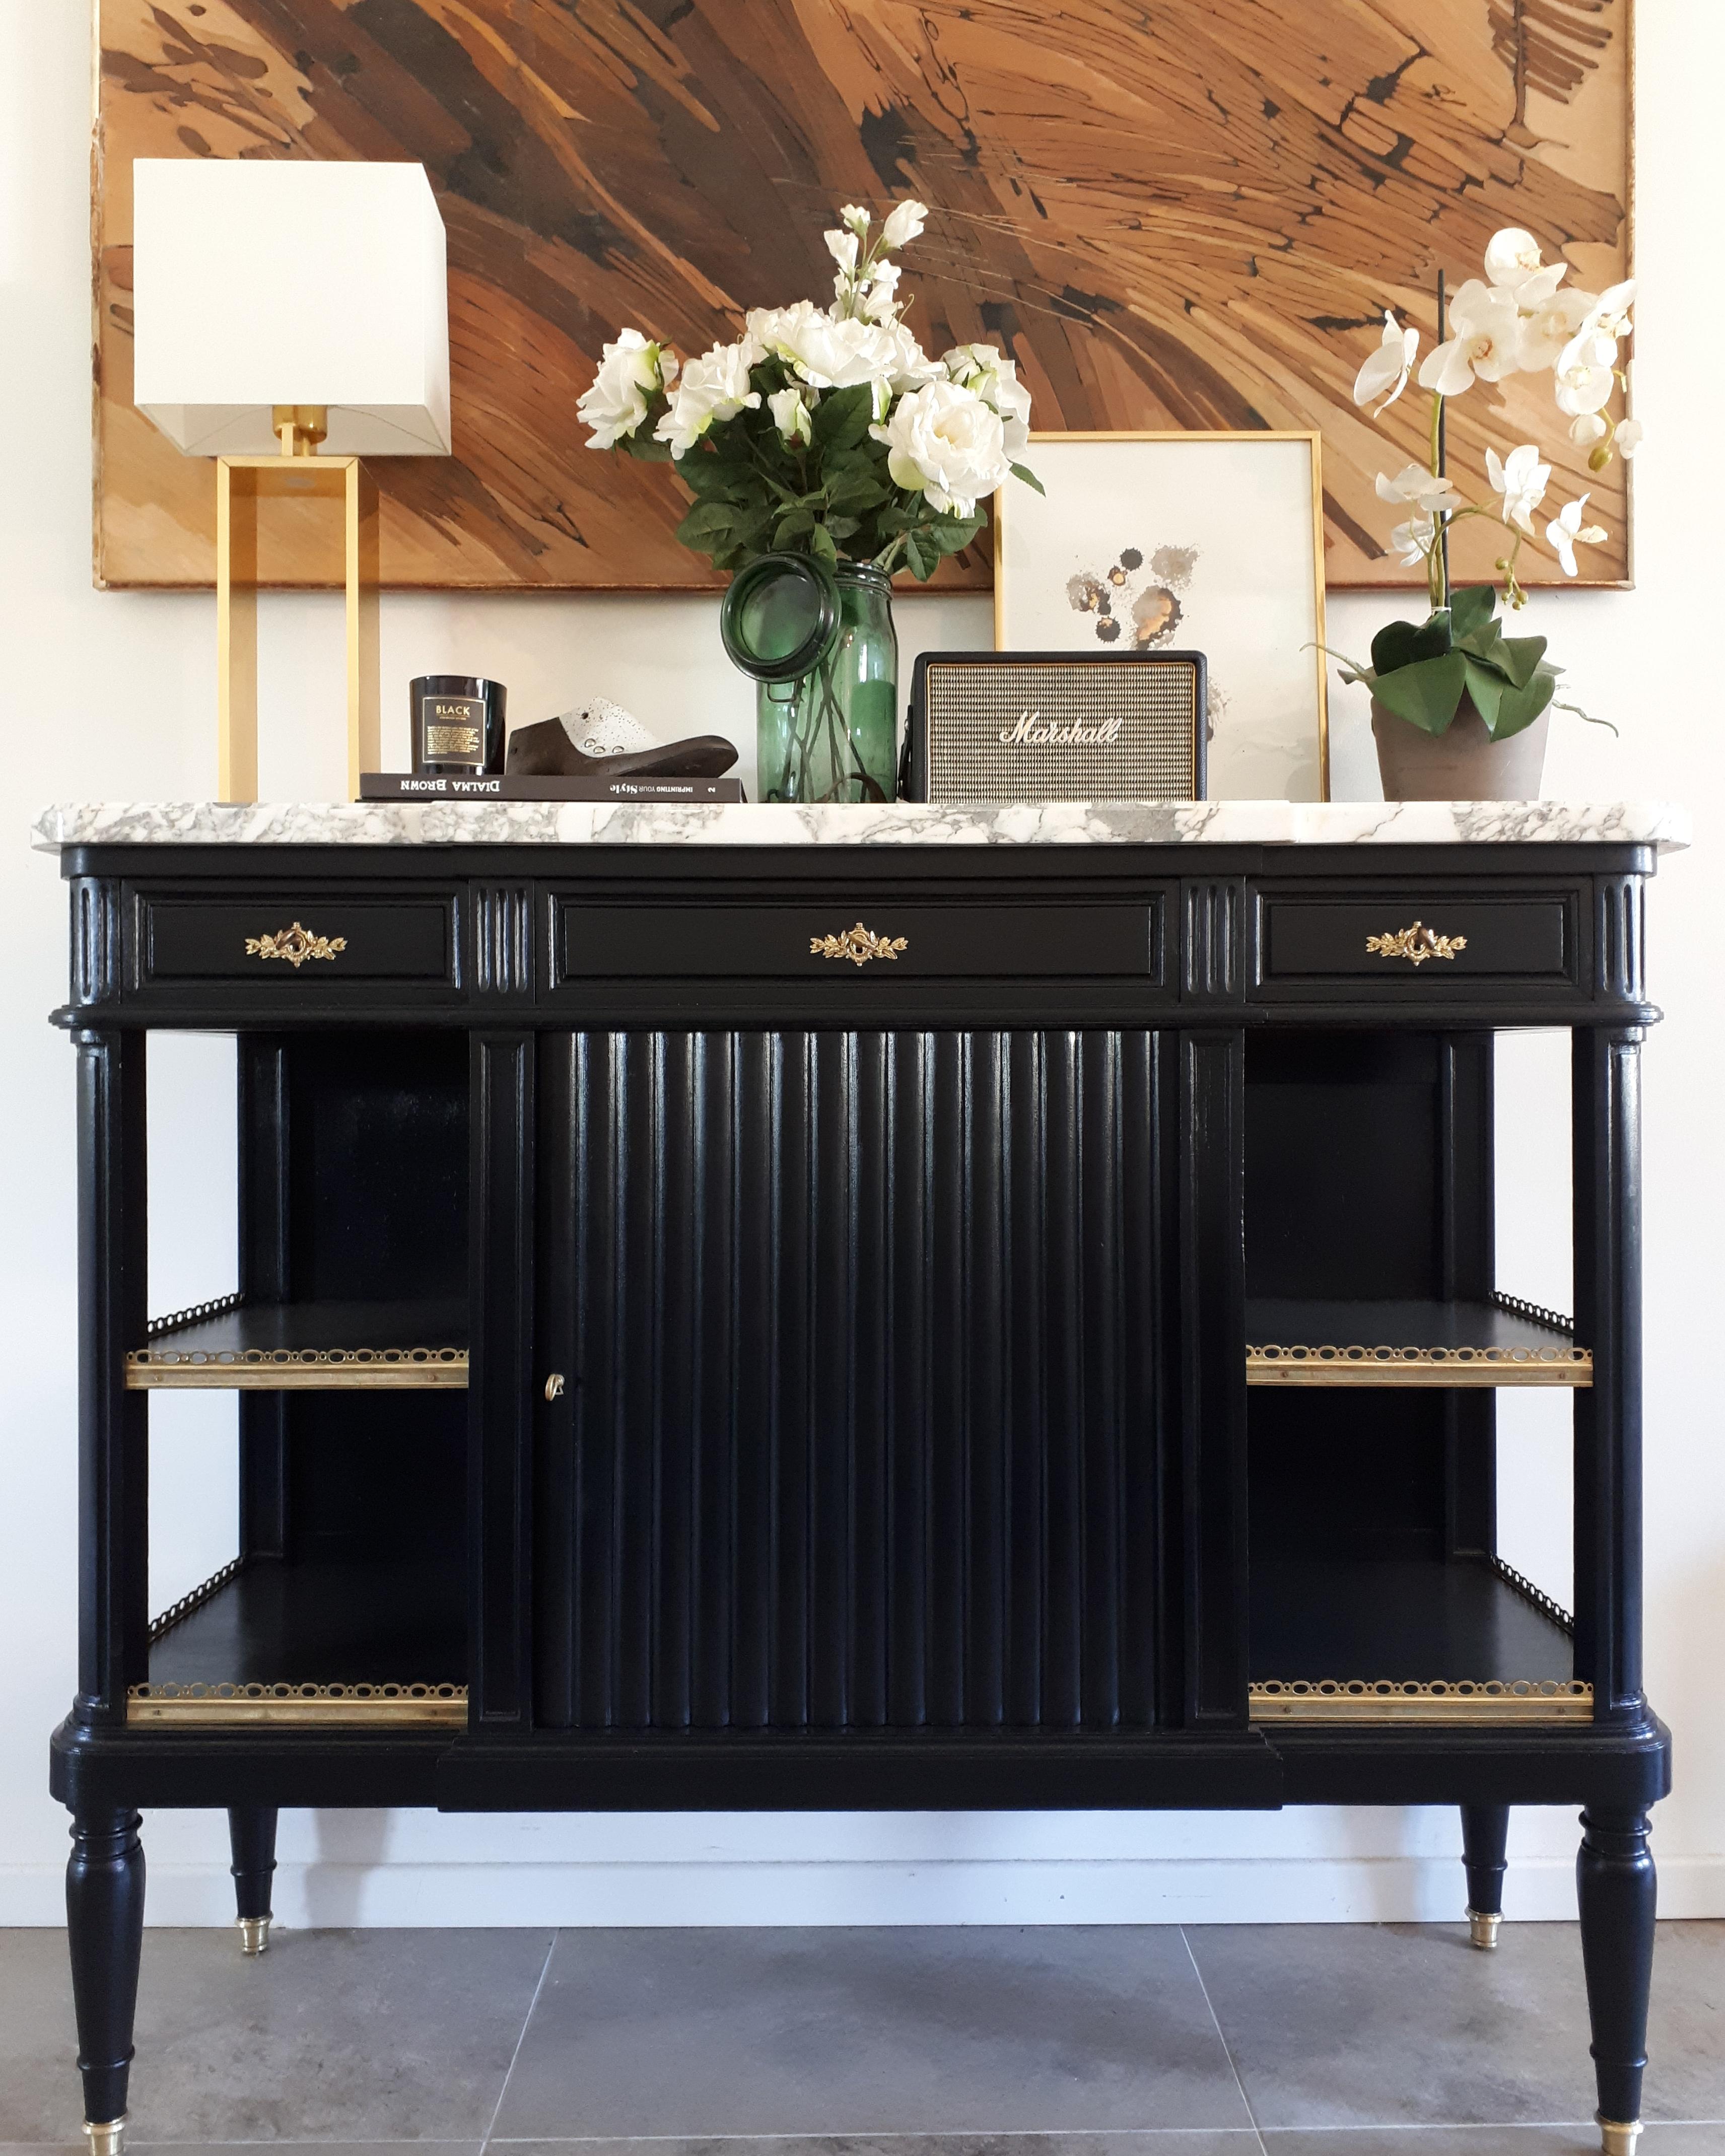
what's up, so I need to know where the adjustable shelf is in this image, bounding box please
[129,1556,467,1726]
[1249,1553,1588,1724]
[1246,1294,1590,1387]
[126,1294,468,1389]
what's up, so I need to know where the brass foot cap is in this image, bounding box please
[1466,1908,1501,1950]
[83,2115,128,2156]
[1598,2118,1642,2156]
[238,1913,272,1955]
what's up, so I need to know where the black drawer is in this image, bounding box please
[137,893,457,987]
[1256,888,1582,997]
[554,900,1161,980]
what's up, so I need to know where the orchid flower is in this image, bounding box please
[1615,418,1644,458]
[1388,511,1437,567]
[1418,278,1523,395]
[1559,280,1637,373]
[1352,310,1419,413]
[1546,496,1608,577]
[1376,463,1464,514]
[1484,227,1545,287]
[1485,444,1550,537]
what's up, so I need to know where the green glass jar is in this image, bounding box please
[729,559,899,804]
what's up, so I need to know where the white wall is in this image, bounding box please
[3,0,1719,1928]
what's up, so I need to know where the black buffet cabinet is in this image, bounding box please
[49,832,1669,2156]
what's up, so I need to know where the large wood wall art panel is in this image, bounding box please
[93,1,1631,591]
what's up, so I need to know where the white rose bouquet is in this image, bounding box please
[577,200,1042,580]
[1337,224,1636,748]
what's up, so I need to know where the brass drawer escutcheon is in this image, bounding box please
[244,921,348,967]
[810,922,909,966]
[1365,920,1467,965]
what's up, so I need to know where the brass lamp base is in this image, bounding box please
[216,420,379,804]
[1466,1908,1502,1951]
[238,1913,272,1955]
[1597,2118,1642,2156]
[83,2116,128,2156]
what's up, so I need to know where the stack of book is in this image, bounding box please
[360,773,744,803]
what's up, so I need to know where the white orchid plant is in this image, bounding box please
[1339,224,1637,740]
[576,199,1041,580]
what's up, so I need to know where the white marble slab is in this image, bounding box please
[31,799,1690,852]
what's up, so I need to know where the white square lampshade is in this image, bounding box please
[132,159,452,457]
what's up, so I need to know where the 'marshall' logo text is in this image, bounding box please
[998,710,1124,747]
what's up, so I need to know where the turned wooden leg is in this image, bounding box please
[228,1806,278,1954]
[1578,1806,1656,2156]
[65,1808,145,2156]
[1461,1802,1509,1950]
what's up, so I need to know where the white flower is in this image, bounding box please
[1388,512,1437,567]
[1418,279,1522,394]
[870,378,1009,516]
[1555,357,1615,417]
[577,328,677,449]
[1352,310,1419,412]
[768,384,813,447]
[1484,227,1544,288]
[1569,412,1609,446]
[1516,285,1590,372]
[1615,417,1644,458]
[861,260,901,321]
[824,226,859,273]
[838,204,870,232]
[653,336,762,456]
[941,342,1033,451]
[1546,495,1608,577]
[746,300,879,389]
[1486,443,1551,536]
[1559,279,1637,372]
[1375,463,1464,514]
[880,199,928,250]
[873,318,943,394]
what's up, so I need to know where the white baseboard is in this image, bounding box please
[3,1855,1722,1928]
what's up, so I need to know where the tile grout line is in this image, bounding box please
[478,1927,560,2156]
[1179,1924,1268,2156]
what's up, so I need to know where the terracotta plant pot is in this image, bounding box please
[1370,691,1550,802]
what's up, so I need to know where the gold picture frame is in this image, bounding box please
[995,431,1331,803]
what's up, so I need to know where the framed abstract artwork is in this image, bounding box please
[995,433,1331,802]
[93,1,1631,593]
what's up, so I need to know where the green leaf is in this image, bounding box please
[812,382,873,452]
[772,508,816,547]
[621,432,674,464]
[904,529,932,581]
[809,521,839,565]
[1461,657,1507,731]
[1008,460,1046,496]
[1482,666,1556,742]
[1492,634,1549,689]
[1371,613,1450,676]
[1447,584,1498,641]
[1369,651,1469,734]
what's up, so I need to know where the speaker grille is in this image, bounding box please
[924,656,1199,803]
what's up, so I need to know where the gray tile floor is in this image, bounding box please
[1,1923,1721,2155]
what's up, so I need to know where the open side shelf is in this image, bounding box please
[1246,1294,1590,1387]
[130,1556,467,1725]
[127,1294,468,1389]
[1249,1553,1588,1724]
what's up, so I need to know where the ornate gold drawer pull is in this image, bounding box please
[1365,920,1467,965]
[810,922,909,966]
[244,921,348,967]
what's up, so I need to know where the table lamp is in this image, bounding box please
[132,159,451,802]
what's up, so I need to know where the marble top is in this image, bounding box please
[32,799,1690,852]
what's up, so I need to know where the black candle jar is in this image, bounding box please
[410,675,507,776]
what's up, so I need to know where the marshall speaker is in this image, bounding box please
[905,650,1207,804]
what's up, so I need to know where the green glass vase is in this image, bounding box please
[755,562,899,804]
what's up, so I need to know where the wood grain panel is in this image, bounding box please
[93,0,1631,590]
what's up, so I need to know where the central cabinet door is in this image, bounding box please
[532,1029,1242,1736]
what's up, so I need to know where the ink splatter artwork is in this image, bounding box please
[1068,545,1198,649]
